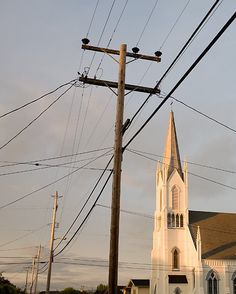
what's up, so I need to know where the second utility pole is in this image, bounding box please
[46,191,59,294]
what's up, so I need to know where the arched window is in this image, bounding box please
[174,287,181,294]
[180,214,184,227]
[172,186,179,210]
[206,270,219,294]
[168,213,171,228]
[172,248,180,270]
[171,213,175,227]
[176,214,180,227]
[232,272,236,294]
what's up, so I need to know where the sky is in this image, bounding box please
[0,0,235,291]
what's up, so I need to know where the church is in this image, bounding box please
[149,111,236,294]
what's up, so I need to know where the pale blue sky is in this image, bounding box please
[0,0,235,291]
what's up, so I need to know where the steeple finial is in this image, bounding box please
[163,111,183,180]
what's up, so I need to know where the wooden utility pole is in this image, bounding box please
[80,41,161,294]
[108,43,126,294]
[46,192,59,294]
[24,268,29,293]
[29,257,36,294]
[34,245,41,294]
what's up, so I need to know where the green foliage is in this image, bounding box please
[95,284,108,293]
[60,287,81,294]
[0,275,24,294]
[0,284,18,294]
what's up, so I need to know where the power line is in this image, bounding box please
[95,0,129,75]
[0,224,47,248]
[0,246,38,252]
[135,0,160,47]
[123,11,236,151]
[127,149,236,192]
[159,0,192,50]
[97,204,236,236]
[96,203,154,220]
[128,148,236,175]
[0,163,112,177]
[0,79,78,120]
[158,0,224,82]
[127,0,222,127]
[167,94,236,134]
[88,0,117,72]
[0,147,112,168]
[86,0,100,39]
[156,0,222,87]
[0,149,112,210]
[54,170,113,257]
[0,82,76,151]
[54,156,114,251]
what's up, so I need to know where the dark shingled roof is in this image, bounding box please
[128,279,150,287]
[189,210,236,260]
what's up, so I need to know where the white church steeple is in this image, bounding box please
[163,110,183,181]
[151,111,195,294]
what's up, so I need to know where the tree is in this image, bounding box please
[60,287,81,294]
[0,275,24,294]
[94,284,108,293]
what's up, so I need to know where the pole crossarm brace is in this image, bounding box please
[79,76,160,94]
[82,44,161,62]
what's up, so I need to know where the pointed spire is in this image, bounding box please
[163,111,183,180]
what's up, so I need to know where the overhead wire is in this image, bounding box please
[88,0,117,72]
[0,79,78,120]
[0,149,112,210]
[156,0,222,87]
[0,147,112,168]
[165,93,236,134]
[128,148,236,175]
[127,149,236,192]
[54,169,113,257]
[94,0,129,76]
[0,82,76,151]
[123,11,236,151]
[0,224,47,248]
[0,161,113,177]
[86,0,100,39]
[158,0,224,82]
[0,246,38,252]
[97,204,236,237]
[159,0,192,50]
[53,155,114,251]
[127,0,223,130]
[135,0,160,47]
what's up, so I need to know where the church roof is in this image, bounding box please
[189,210,236,260]
[163,111,183,180]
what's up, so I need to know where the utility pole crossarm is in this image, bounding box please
[79,76,160,94]
[82,44,161,62]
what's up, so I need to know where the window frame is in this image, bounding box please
[206,270,219,294]
[172,248,180,270]
[171,185,179,211]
